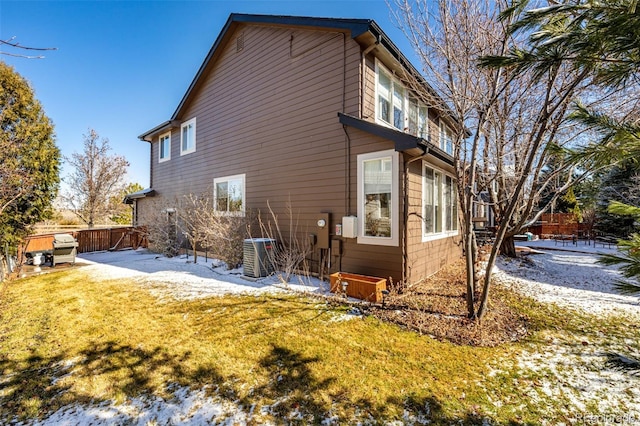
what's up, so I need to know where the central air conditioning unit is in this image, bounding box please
[243,238,276,278]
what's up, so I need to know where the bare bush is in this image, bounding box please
[144,200,181,257]
[207,212,254,269]
[145,192,251,268]
[258,200,313,285]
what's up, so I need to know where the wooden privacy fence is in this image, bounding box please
[526,213,585,237]
[21,227,147,258]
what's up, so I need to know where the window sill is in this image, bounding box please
[357,234,399,247]
[422,231,459,243]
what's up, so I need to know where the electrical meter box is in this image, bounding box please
[315,213,330,249]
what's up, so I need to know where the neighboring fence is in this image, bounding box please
[20,227,147,259]
[526,213,586,237]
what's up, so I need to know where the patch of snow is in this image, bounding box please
[484,240,640,419]
[504,336,640,419]
[77,249,329,301]
[21,385,262,426]
[491,240,640,318]
[328,307,364,322]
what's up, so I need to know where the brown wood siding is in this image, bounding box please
[141,23,404,281]
[362,54,376,120]
[342,126,403,281]
[404,158,462,283]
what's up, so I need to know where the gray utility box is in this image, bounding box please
[243,238,275,278]
[52,233,78,266]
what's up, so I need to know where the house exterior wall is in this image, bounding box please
[138,20,461,284]
[360,53,461,282]
[404,157,461,283]
[138,23,407,281]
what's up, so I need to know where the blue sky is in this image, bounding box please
[0,0,419,189]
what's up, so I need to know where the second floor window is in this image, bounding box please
[376,62,429,138]
[159,132,171,162]
[439,120,453,155]
[181,117,196,155]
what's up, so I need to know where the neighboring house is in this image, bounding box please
[131,13,462,284]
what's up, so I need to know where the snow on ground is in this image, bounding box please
[21,244,640,424]
[488,239,640,421]
[77,248,330,301]
[24,385,257,426]
[494,239,640,318]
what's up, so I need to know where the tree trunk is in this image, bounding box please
[499,235,517,257]
[464,227,477,318]
[0,254,6,282]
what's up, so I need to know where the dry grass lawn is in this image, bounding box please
[0,264,637,424]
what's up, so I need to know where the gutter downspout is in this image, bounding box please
[402,144,430,285]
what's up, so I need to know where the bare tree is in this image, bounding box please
[0,37,57,59]
[391,0,600,318]
[63,129,129,228]
[176,193,215,264]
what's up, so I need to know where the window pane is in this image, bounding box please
[408,99,418,136]
[216,182,228,211]
[182,126,188,151]
[393,85,404,130]
[451,178,458,231]
[419,107,428,139]
[160,137,166,159]
[440,123,453,155]
[228,178,243,212]
[424,167,434,234]
[182,123,194,152]
[378,71,391,123]
[434,171,442,233]
[445,176,452,230]
[364,158,391,237]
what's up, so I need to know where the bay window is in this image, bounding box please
[423,164,458,240]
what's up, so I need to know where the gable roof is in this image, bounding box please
[139,13,451,141]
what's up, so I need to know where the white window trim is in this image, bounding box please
[180,117,196,156]
[357,149,399,247]
[158,131,171,163]
[213,173,246,216]
[439,119,453,155]
[422,162,459,242]
[375,60,430,139]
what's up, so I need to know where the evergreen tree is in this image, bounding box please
[109,182,143,225]
[595,162,640,237]
[0,61,60,278]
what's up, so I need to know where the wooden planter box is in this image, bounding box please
[330,272,387,303]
